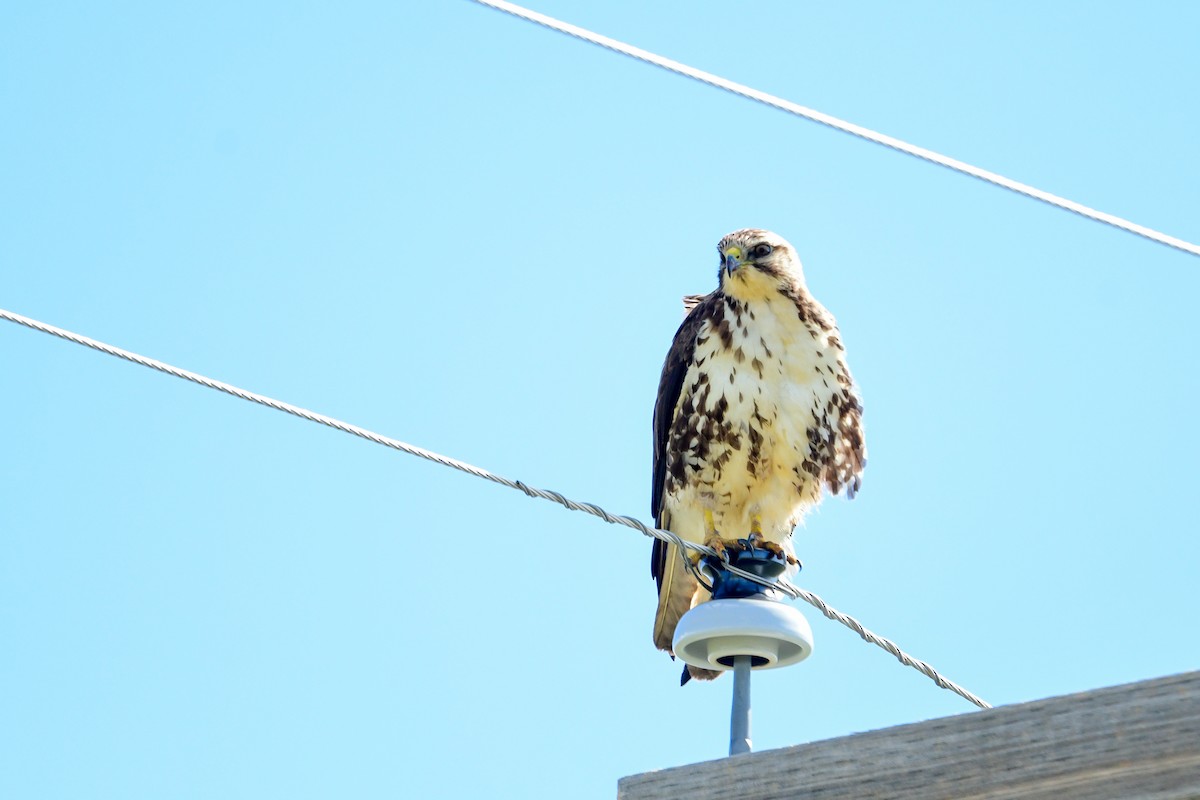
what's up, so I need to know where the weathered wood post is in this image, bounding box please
[619,671,1200,800]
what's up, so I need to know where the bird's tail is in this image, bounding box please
[653,541,721,683]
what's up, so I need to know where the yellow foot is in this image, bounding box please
[694,509,733,562]
[702,532,747,561]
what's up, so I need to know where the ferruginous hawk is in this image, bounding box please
[651,229,866,683]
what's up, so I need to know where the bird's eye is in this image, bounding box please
[750,243,773,259]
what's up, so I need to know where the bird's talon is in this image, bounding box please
[703,533,749,563]
[749,537,788,563]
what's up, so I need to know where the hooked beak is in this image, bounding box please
[723,246,743,277]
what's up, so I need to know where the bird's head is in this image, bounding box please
[716,229,805,299]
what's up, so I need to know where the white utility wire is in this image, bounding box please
[473,0,1200,259]
[1,307,991,710]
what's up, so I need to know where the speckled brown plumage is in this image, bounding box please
[650,229,866,684]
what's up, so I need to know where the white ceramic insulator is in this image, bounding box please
[673,597,814,671]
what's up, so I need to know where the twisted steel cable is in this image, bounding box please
[2,306,991,709]
[474,0,1200,259]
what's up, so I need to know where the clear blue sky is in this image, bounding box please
[3,2,1198,797]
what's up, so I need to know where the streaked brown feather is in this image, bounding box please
[649,229,865,685]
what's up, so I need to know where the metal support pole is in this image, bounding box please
[729,654,752,755]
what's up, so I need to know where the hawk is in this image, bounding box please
[651,229,866,683]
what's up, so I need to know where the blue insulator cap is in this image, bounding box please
[702,540,798,600]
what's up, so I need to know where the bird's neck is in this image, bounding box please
[722,270,805,306]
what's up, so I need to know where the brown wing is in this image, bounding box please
[828,365,866,498]
[650,291,719,592]
[791,290,867,500]
[815,319,866,499]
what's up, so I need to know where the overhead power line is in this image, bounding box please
[473,0,1200,259]
[3,306,989,709]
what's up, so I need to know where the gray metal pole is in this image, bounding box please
[729,655,752,755]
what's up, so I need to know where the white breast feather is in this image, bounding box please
[664,291,840,551]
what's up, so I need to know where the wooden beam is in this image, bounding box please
[618,671,1200,800]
